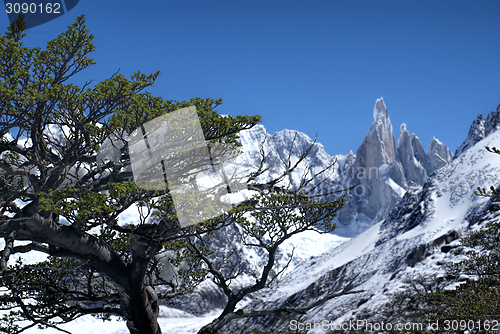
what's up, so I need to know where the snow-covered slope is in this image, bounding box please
[455,103,500,156]
[5,100,497,334]
[233,124,342,191]
[218,106,500,334]
[15,230,348,334]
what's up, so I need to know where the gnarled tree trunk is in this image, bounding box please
[121,285,161,334]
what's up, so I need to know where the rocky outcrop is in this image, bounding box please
[355,98,397,169]
[341,98,407,224]
[341,150,356,179]
[427,137,453,174]
[455,103,500,156]
[397,123,428,187]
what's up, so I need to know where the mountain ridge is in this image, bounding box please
[217,100,500,334]
[235,98,454,236]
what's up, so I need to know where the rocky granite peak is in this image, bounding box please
[342,98,406,226]
[339,99,452,229]
[427,137,453,174]
[356,97,397,170]
[373,97,393,132]
[233,98,454,235]
[397,123,428,187]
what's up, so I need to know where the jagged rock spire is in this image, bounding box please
[357,97,397,169]
[427,137,453,173]
[397,123,428,187]
[373,97,393,132]
[342,98,406,225]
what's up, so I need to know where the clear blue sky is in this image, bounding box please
[2,0,499,156]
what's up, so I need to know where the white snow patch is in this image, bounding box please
[384,177,406,197]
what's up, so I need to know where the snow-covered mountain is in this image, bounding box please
[336,98,453,234]
[233,98,453,237]
[9,99,500,334]
[214,101,500,333]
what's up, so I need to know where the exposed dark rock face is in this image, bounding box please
[432,230,461,247]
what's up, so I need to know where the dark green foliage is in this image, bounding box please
[239,186,342,245]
